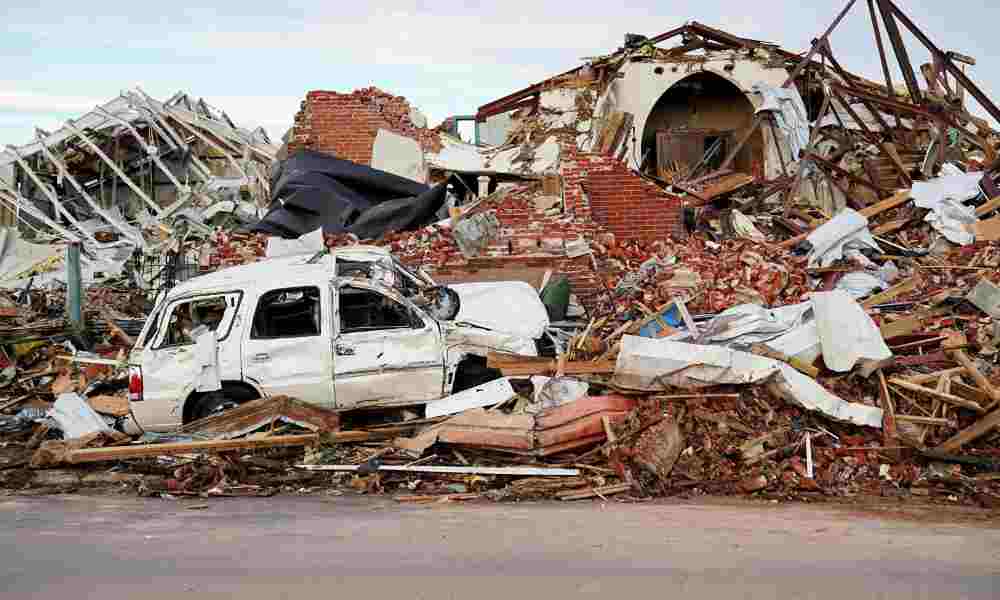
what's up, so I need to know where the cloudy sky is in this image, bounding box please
[3,1,997,146]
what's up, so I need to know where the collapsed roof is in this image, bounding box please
[0,88,277,259]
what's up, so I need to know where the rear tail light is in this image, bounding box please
[128,366,143,402]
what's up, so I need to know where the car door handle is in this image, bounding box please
[335,344,355,356]
[251,352,270,363]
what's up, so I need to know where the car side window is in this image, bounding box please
[252,287,321,339]
[339,286,419,334]
[158,295,233,348]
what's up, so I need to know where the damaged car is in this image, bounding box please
[126,246,550,430]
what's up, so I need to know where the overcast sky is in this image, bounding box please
[3,1,998,146]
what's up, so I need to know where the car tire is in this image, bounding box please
[190,391,241,422]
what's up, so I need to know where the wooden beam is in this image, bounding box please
[876,0,922,103]
[67,434,320,464]
[782,0,859,87]
[936,409,1000,453]
[862,276,919,308]
[778,188,911,248]
[888,378,986,413]
[975,196,1000,217]
[946,349,1000,407]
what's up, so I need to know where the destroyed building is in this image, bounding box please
[0,89,276,291]
[2,1,1000,508]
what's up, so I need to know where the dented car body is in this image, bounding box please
[127,246,548,431]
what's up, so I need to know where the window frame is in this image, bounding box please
[153,292,243,350]
[337,284,424,335]
[250,285,324,341]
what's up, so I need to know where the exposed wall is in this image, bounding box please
[608,55,788,178]
[287,88,442,166]
[561,141,684,241]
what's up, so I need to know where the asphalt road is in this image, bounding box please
[3,495,999,599]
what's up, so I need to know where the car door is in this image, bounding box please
[241,285,334,408]
[132,293,240,430]
[332,282,445,409]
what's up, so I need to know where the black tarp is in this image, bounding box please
[252,150,449,239]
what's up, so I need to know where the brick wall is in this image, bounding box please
[560,140,684,241]
[287,87,442,165]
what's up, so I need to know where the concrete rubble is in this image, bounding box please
[2,3,1000,510]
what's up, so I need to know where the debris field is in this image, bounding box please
[1,1,1000,509]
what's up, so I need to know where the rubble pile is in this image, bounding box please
[2,3,1000,511]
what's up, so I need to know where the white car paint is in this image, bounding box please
[127,248,547,431]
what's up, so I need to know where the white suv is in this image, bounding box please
[127,246,549,431]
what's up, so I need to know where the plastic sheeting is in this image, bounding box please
[806,208,880,268]
[697,303,811,348]
[812,290,892,372]
[613,336,882,428]
[48,393,113,439]
[254,150,449,239]
[911,171,983,245]
[753,83,810,164]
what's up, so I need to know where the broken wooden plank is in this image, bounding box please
[862,277,920,309]
[179,395,341,436]
[749,343,819,378]
[779,189,912,248]
[903,367,967,385]
[487,353,616,376]
[557,483,632,501]
[936,409,1000,453]
[975,196,1000,217]
[895,415,953,426]
[950,380,994,407]
[946,349,1000,405]
[878,369,897,442]
[973,215,1000,242]
[294,464,580,476]
[68,434,320,464]
[888,378,986,413]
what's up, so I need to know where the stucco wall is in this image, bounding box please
[606,55,789,178]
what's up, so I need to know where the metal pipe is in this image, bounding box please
[66,242,83,330]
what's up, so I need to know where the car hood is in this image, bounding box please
[448,281,549,339]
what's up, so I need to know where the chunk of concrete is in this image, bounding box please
[371,129,427,183]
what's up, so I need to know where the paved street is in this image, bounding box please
[3,495,999,599]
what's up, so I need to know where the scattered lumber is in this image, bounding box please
[66,434,320,464]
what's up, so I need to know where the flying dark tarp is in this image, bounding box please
[252,150,449,239]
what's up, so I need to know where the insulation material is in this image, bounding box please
[613,336,882,428]
[811,290,892,372]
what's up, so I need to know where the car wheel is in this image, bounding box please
[191,392,240,422]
